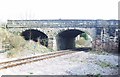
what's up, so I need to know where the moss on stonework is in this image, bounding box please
[81,33,88,40]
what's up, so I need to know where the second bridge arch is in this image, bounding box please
[56,29,92,50]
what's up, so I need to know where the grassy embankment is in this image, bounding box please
[0,28,51,58]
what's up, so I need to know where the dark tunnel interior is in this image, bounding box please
[21,29,48,47]
[56,29,84,50]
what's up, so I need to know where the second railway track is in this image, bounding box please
[0,50,76,71]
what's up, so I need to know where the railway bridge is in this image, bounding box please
[6,20,118,51]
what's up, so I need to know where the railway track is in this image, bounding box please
[0,50,75,70]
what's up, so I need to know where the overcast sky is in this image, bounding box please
[0,0,119,22]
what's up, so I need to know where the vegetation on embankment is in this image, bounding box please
[0,28,51,58]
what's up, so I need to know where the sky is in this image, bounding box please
[0,0,119,22]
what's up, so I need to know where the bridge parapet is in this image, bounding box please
[7,20,118,28]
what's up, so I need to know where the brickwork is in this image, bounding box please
[5,20,118,51]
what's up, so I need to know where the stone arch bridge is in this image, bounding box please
[6,20,118,51]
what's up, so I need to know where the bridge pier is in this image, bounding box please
[47,38,54,50]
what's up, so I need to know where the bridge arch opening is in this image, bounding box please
[56,29,92,50]
[21,29,48,47]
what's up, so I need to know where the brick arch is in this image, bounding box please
[20,29,48,47]
[55,29,93,50]
[53,28,70,37]
[55,28,92,37]
[55,29,91,50]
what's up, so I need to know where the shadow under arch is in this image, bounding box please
[56,29,87,50]
[21,29,48,47]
